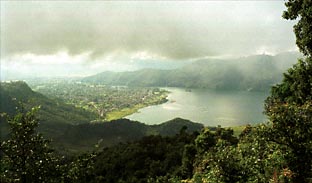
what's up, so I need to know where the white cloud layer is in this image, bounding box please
[1,1,297,60]
[0,1,298,79]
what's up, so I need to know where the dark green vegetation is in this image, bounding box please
[29,81,168,121]
[187,1,312,182]
[0,81,95,125]
[93,129,199,183]
[283,0,312,57]
[57,118,203,153]
[1,0,312,182]
[0,81,203,153]
[0,107,96,183]
[0,81,95,142]
[83,52,301,91]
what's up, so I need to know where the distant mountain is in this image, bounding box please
[0,81,204,153]
[82,69,169,87]
[82,52,302,91]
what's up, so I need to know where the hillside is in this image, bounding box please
[0,81,96,125]
[0,81,204,153]
[57,118,203,153]
[82,52,302,91]
[0,81,96,139]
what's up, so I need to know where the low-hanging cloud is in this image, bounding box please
[1,1,297,61]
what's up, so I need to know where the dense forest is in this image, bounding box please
[1,0,312,182]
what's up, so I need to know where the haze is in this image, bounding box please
[0,1,297,79]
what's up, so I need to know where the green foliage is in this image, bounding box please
[1,81,203,153]
[92,130,199,183]
[268,57,312,105]
[181,144,197,179]
[283,0,312,57]
[199,141,244,183]
[0,107,96,183]
[188,2,312,180]
[262,1,312,181]
[237,125,290,183]
[2,3,311,181]
[263,25,312,183]
[192,125,292,183]
[265,100,312,182]
[0,107,62,182]
[195,127,238,154]
[0,81,95,125]
[62,153,96,183]
[195,128,217,154]
[193,127,244,183]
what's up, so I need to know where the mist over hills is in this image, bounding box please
[0,52,302,152]
[83,52,301,91]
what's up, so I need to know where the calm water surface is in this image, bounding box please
[126,88,269,126]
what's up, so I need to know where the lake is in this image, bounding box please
[126,88,269,127]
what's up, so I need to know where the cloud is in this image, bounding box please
[1,1,297,61]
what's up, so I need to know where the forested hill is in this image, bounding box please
[0,81,203,153]
[0,81,96,143]
[82,52,301,91]
[59,118,203,152]
[0,81,96,125]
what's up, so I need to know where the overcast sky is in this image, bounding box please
[1,1,298,78]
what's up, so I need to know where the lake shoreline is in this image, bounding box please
[126,87,268,126]
[104,90,169,121]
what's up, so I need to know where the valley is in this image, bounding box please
[0,52,299,152]
[2,0,312,182]
[0,81,203,153]
[0,52,302,154]
[29,80,169,121]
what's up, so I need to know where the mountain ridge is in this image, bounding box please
[82,52,302,91]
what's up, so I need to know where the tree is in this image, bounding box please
[265,99,312,182]
[0,106,96,183]
[194,128,217,154]
[0,106,62,183]
[283,0,312,57]
[181,144,197,179]
[264,0,312,182]
[238,124,291,183]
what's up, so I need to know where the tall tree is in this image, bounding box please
[283,0,312,57]
[0,107,61,183]
[265,0,312,182]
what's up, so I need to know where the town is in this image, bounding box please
[29,80,169,121]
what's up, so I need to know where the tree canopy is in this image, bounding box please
[263,0,312,182]
[283,0,312,57]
